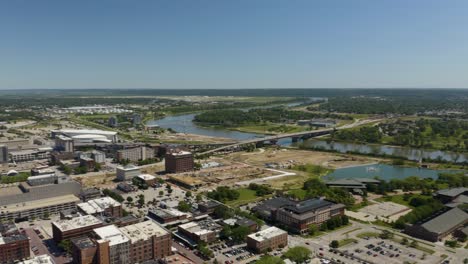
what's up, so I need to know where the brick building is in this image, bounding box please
[52,215,104,242]
[0,222,30,264]
[165,151,194,173]
[77,197,122,218]
[246,227,288,253]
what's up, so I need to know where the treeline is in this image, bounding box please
[319,96,468,114]
[293,178,355,208]
[194,107,352,127]
[332,126,382,143]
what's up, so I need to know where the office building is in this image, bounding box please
[132,114,142,126]
[27,173,58,186]
[0,145,8,163]
[52,215,104,242]
[148,208,190,225]
[116,165,141,181]
[94,225,131,264]
[247,226,288,253]
[165,151,194,173]
[80,188,102,202]
[0,222,30,263]
[108,116,118,128]
[434,187,468,204]
[0,138,30,150]
[197,200,223,214]
[77,197,122,218]
[9,148,52,162]
[135,174,157,186]
[119,221,172,263]
[178,220,222,243]
[116,146,155,162]
[253,197,345,234]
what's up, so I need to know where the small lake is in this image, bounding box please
[323,164,457,181]
[300,139,468,163]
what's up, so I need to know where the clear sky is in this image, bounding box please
[1,0,468,89]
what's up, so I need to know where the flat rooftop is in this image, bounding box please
[0,194,80,214]
[53,215,102,232]
[120,221,169,243]
[179,220,221,236]
[137,174,156,181]
[77,197,121,215]
[94,225,129,246]
[168,151,192,156]
[53,129,117,136]
[18,255,55,264]
[247,226,287,242]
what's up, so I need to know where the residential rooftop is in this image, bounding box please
[247,227,287,242]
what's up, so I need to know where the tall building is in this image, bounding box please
[108,116,118,128]
[119,221,172,263]
[94,225,131,264]
[246,227,288,253]
[116,146,155,162]
[165,151,194,173]
[132,114,142,127]
[0,144,8,163]
[55,135,74,152]
[0,222,30,263]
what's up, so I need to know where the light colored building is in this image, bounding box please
[77,197,122,218]
[116,165,141,181]
[18,255,55,264]
[135,174,157,186]
[18,254,56,264]
[94,225,131,264]
[116,146,154,162]
[27,173,58,186]
[51,129,118,143]
[247,227,288,253]
[0,194,80,222]
[9,148,52,162]
[0,138,30,150]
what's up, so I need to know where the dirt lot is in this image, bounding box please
[224,148,382,169]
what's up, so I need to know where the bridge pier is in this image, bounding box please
[255,142,264,148]
[292,136,300,143]
[269,139,278,145]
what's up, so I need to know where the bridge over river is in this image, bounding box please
[199,118,380,155]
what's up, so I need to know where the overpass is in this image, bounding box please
[198,119,380,155]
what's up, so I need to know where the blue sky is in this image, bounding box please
[1,0,467,89]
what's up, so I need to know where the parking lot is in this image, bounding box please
[23,228,71,264]
[209,241,267,264]
[337,237,440,264]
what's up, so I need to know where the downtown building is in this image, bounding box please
[165,151,194,173]
[0,222,30,264]
[246,226,288,253]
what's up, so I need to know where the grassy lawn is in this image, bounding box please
[348,201,375,212]
[375,194,432,208]
[288,189,308,200]
[226,188,271,207]
[389,236,435,254]
[232,123,308,135]
[356,232,380,239]
[342,228,362,236]
[338,238,358,248]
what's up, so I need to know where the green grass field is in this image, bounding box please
[375,194,432,208]
[226,188,271,207]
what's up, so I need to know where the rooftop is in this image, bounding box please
[71,236,96,249]
[117,164,140,171]
[137,174,156,181]
[119,221,169,243]
[247,227,287,242]
[420,207,468,235]
[53,129,117,136]
[0,194,80,214]
[94,225,129,246]
[436,187,468,198]
[283,198,334,214]
[168,150,192,156]
[18,255,55,264]
[77,197,121,215]
[53,215,103,232]
[179,220,221,236]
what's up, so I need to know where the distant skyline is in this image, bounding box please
[1,0,468,89]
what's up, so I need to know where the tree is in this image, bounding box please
[379,230,394,239]
[401,237,409,245]
[126,197,133,203]
[177,201,191,212]
[329,240,339,249]
[137,195,145,207]
[185,191,192,198]
[255,255,285,264]
[159,190,164,196]
[196,194,203,202]
[410,240,418,248]
[283,246,311,264]
[308,224,318,236]
[58,239,72,254]
[230,226,251,243]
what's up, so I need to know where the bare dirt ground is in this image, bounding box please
[156,132,236,144]
[224,148,382,169]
